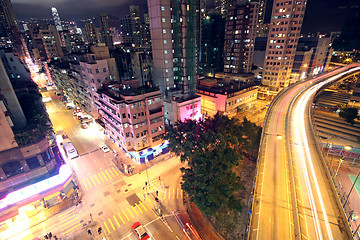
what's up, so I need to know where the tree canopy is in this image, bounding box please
[339,107,359,125]
[164,113,261,216]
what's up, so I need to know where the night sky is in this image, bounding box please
[12,0,360,34]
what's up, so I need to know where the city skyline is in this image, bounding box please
[10,0,360,34]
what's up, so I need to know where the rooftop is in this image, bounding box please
[98,82,160,101]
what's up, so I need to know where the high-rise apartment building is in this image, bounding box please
[0,0,24,58]
[256,0,267,37]
[148,0,202,124]
[0,58,26,129]
[142,12,151,46]
[120,15,133,45]
[200,9,225,73]
[98,12,114,49]
[84,21,99,45]
[130,5,141,46]
[223,2,259,73]
[51,7,63,31]
[261,0,307,94]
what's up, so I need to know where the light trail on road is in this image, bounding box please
[249,64,360,240]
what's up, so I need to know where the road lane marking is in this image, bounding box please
[139,201,147,211]
[103,221,110,233]
[127,208,135,218]
[112,167,119,176]
[101,171,108,181]
[131,206,139,215]
[108,218,116,230]
[143,200,157,216]
[98,173,104,183]
[135,203,143,213]
[62,223,82,235]
[118,213,125,224]
[109,168,116,177]
[122,210,130,221]
[113,215,121,227]
[105,170,112,180]
[90,176,96,186]
[82,180,88,191]
[60,217,80,229]
[86,179,92,188]
[94,175,100,184]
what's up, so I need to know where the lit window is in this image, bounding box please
[164,40,167,44]
[163,29,166,33]
[162,18,165,22]
[161,6,165,11]
[164,50,167,54]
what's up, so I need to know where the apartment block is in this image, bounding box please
[96,83,165,163]
[148,0,202,125]
[224,2,259,73]
[261,0,307,94]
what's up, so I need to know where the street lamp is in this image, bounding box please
[344,146,352,151]
[333,156,345,179]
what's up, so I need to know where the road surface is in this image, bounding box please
[249,65,360,240]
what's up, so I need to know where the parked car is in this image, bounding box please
[81,123,88,129]
[100,145,110,153]
[131,222,150,240]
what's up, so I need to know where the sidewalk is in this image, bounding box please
[99,130,173,177]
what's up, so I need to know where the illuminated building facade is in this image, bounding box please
[197,77,258,117]
[51,7,63,32]
[96,83,166,163]
[223,1,259,73]
[261,0,307,94]
[148,0,202,125]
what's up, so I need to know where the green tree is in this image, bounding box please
[164,113,245,216]
[241,117,262,161]
[339,108,359,125]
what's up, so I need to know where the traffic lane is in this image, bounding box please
[68,122,105,155]
[251,90,294,240]
[143,217,183,240]
[290,90,348,239]
[304,112,348,239]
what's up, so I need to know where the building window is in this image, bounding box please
[162,18,166,22]
[96,69,99,73]
[161,6,165,11]
[103,68,107,72]
[163,29,166,33]
[164,50,167,54]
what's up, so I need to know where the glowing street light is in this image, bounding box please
[344,146,352,151]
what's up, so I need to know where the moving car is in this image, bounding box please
[131,222,150,240]
[81,123,88,129]
[100,145,110,153]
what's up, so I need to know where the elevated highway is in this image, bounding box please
[248,65,360,240]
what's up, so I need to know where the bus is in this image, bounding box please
[63,141,78,159]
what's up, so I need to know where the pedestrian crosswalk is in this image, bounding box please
[81,167,120,191]
[99,200,155,235]
[57,207,82,238]
[145,172,184,200]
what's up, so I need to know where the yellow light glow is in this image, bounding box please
[344,146,352,150]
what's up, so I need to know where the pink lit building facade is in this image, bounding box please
[96,84,166,163]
